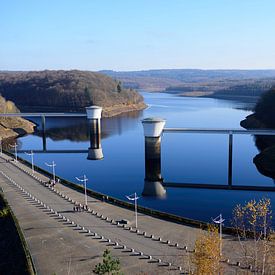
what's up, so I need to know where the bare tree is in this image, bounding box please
[232,198,273,274]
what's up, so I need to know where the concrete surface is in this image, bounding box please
[0,154,249,274]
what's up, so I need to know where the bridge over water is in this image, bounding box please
[1,108,275,195]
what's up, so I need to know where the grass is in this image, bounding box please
[0,191,36,274]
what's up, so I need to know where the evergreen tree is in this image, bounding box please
[117,82,122,93]
[93,249,121,274]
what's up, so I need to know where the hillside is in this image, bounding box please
[0,70,146,116]
[165,78,275,102]
[0,96,35,140]
[253,88,275,128]
[102,69,275,92]
[240,88,275,179]
[204,79,275,101]
[241,88,275,129]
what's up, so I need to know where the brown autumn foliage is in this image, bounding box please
[192,225,222,275]
[0,70,145,112]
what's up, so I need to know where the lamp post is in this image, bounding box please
[126,192,140,228]
[212,214,225,256]
[25,151,34,174]
[9,143,18,162]
[76,175,88,206]
[0,138,2,156]
[45,161,56,184]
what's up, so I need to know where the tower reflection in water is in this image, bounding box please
[142,118,166,198]
[86,106,104,160]
[29,110,169,197]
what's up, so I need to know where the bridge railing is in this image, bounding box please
[163,127,275,187]
[142,118,275,195]
[1,112,275,193]
[0,113,87,142]
[0,108,103,159]
[0,113,86,117]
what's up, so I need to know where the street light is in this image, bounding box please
[9,143,18,162]
[45,161,56,184]
[25,150,34,174]
[212,214,225,256]
[126,192,140,229]
[76,175,88,206]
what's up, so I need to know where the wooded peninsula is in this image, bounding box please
[0,70,146,116]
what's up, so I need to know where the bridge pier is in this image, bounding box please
[41,115,47,151]
[142,118,166,197]
[86,106,103,160]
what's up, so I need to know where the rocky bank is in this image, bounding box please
[0,96,35,140]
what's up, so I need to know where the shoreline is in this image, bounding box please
[0,102,146,141]
[3,149,238,235]
[102,102,147,117]
[164,90,259,103]
[145,89,259,106]
[17,102,147,117]
[0,117,36,141]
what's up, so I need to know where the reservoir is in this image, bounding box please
[17,92,275,225]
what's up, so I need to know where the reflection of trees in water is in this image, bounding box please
[34,118,90,141]
[32,110,143,142]
[254,135,275,152]
[232,101,256,111]
[36,123,90,141]
[102,110,142,136]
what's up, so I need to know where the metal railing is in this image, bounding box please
[0,113,86,117]
[0,113,88,151]
[16,150,88,154]
[2,112,275,191]
[0,112,86,132]
[163,128,275,136]
[163,127,275,188]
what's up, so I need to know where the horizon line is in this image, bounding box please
[1,67,275,73]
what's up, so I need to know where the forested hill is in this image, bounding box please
[240,87,275,179]
[102,69,275,92]
[0,70,146,116]
[254,87,275,128]
[241,87,275,129]
[207,79,275,100]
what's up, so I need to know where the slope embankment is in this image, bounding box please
[0,95,35,140]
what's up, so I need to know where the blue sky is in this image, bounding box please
[1,0,275,71]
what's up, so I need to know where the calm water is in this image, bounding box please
[17,92,275,225]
